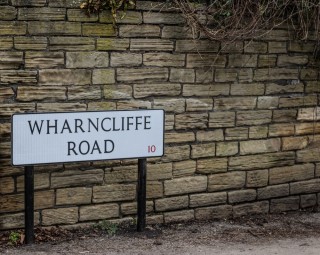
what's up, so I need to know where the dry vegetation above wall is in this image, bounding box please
[0,0,320,231]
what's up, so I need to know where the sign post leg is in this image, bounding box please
[137,158,147,232]
[25,165,34,244]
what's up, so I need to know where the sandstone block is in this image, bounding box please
[265,83,304,94]
[277,55,309,66]
[216,142,238,156]
[1,6,17,20]
[28,21,81,35]
[221,41,243,53]
[0,21,27,35]
[143,12,184,24]
[249,126,268,139]
[119,25,160,37]
[273,109,297,123]
[170,68,195,83]
[209,112,235,128]
[100,10,142,24]
[208,172,245,192]
[144,53,185,67]
[229,152,295,171]
[56,187,92,205]
[196,158,228,174]
[214,97,256,110]
[290,179,320,195]
[237,110,272,126]
[13,0,46,6]
[195,68,214,83]
[25,51,64,69]
[0,103,35,118]
[105,165,137,184]
[190,192,227,207]
[173,160,196,177]
[0,88,14,102]
[147,181,163,199]
[300,69,318,80]
[0,177,14,194]
[51,169,104,188]
[175,113,208,129]
[121,201,153,215]
[183,84,229,97]
[268,41,287,53]
[214,69,238,82]
[92,69,115,84]
[228,54,257,67]
[82,23,115,37]
[176,40,219,52]
[14,36,47,50]
[37,103,86,112]
[130,38,174,51]
[288,41,315,53]
[244,41,267,53]
[295,123,320,135]
[230,83,264,95]
[17,86,66,102]
[88,102,116,111]
[279,95,317,108]
[196,130,224,142]
[186,54,226,68]
[228,190,256,204]
[93,184,136,203]
[0,37,13,50]
[116,100,151,110]
[155,196,188,212]
[162,26,194,39]
[270,196,299,213]
[165,132,195,144]
[164,210,194,223]
[148,163,172,181]
[0,51,23,69]
[18,7,65,20]
[0,212,39,230]
[79,204,119,221]
[134,83,180,98]
[254,68,299,81]
[50,36,95,51]
[42,207,78,225]
[117,67,168,82]
[191,143,215,159]
[282,136,309,151]
[146,215,164,225]
[240,138,280,155]
[301,194,317,208]
[297,107,320,121]
[246,170,268,188]
[17,173,50,191]
[225,127,248,140]
[39,69,91,85]
[111,52,142,67]
[233,201,269,217]
[104,85,132,100]
[257,96,279,109]
[67,9,98,22]
[195,205,232,220]
[68,86,102,101]
[164,176,207,196]
[1,70,37,84]
[154,98,185,113]
[0,193,24,213]
[270,164,314,185]
[297,146,320,163]
[257,184,289,200]
[97,38,129,51]
[66,52,109,68]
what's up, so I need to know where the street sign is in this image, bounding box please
[12,109,164,166]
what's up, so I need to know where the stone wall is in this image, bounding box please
[0,0,319,230]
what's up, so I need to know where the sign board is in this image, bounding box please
[12,110,164,166]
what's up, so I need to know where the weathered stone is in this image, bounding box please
[56,187,92,205]
[165,132,195,144]
[0,37,13,50]
[186,54,226,68]
[66,52,109,68]
[0,87,14,102]
[291,179,320,195]
[162,26,195,39]
[230,83,264,95]
[228,190,256,204]
[183,84,229,97]
[121,201,153,215]
[195,68,214,83]
[28,21,81,35]
[154,98,185,113]
[147,181,163,199]
[228,54,257,67]
[273,109,297,123]
[214,69,238,82]
[297,144,320,163]
[49,0,82,8]
[117,67,168,82]
[104,85,132,100]
[277,55,309,66]
[144,53,185,67]
[0,123,10,138]
[208,172,245,192]
[116,100,151,110]
[240,138,280,155]
[257,184,289,200]
[190,192,227,207]
[0,212,39,230]
[0,70,37,84]
[247,170,268,188]
[92,69,115,84]
[12,0,46,6]
[111,52,142,67]
[25,51,64,68]
[295,123,320,135]
[0,21,27,35]
[225,127,248,140]
[195,205,232,220]
[104,165,137,184]
[270,196,299,213]
[143,12,184,24]
[17,86,66,102]
[266,82,304,94]
[146,215,163,225]
[93,184,136,203]
[279,95,317,108]
[233,201,269,217]
[238,68,253,82]
[88,101,116,111]
[1,6,17,20]
[37,103,87,112]
[51,169,104,188]
[229,152,295,171]
[270,164,314,185]
[42,207,78,225]
[0,103,35,118]
[164,176,207,196]
[39,69,91,85]
[269,123,294,137]
[119,25,160,37]
[82,23,115,37]
[68,86,102,101]
[134,83,180,98]
[216,142,238,156]
[254,68,299,81]
[67,9,98,22]
[0,177,14,194]
[288,41,315,53]
[176,40,219,52]
[269,41,287,53]
[130,38,173,51]
[97,38,129,51]
[257,96,279,109]
[175,113,208,129]
[79,204,119,221]
[301,194,317,208]
[221,41,243,53]
[244,41,267,53]
[282,136,309,151]
[136,1,174,11]
[50,36,95,51]
[148,163,172,181]
[249,126,268,139]
[214,97,256,110]
[17,173,50,191]
[300,69,318,80]
[298,107,320,121]
[170,68,195,83]
[209,112,235,128]
[155,196,188,212]
[196,130,224,142]
[164,210,194,223]
[100,10,142,24]
[173,160,196,177]
[191,143,215,159]
[237,110,272,126]
[18,7,65,20]
[0,51,23,69]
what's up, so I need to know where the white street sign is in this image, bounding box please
[12,110,164,166]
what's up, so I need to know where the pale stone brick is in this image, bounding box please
[295,123,320,135]
[0,123,10,138]
[97,38,129,51]
[0,103,35,118]
[225,127,248,140]
[170,68,195,83]
[164,210,194,223]
[0,21,27,35]
[282,136,309,151]
[155,196,188,212]
[0,177,14,194]
[162,26,195,39]
[161,145,190,162]
[17,86,66,102]
[257,96,279,109]
[288,41,315,53]
[208,172,245,192]
[221,41,243,53]
[173,160,196,177]
[297,107,320,121]
[0,212,39,230]
[105,165,137,184]
[291,179,320,195]
[164,176,207,196]
[39,69,91,85]
[209,112,235,128]
[88,101,116,111]
[247,170,268,188]
[233,201,269,217]
[17,173,50,191]
[111,52,142,67]
[66,52,109,68]
[230,83,264,96]
[257,184,289,199]
[148,163,172,181]
[237,110,272,126]
[134,83,180,98]
[49,0,81,7]
[278,55,309,66]
[186,54,226,68]
[249,126,268,139]
[136,1,174,11]
[265,82,304,94]
[191,143,215,159]
[254,68,299,81]
[0,37,13,50]
[119,24,160,37]
[269,123,295,137]
[147,215,163,225]
[18,7,65,20]
[79,204,119,221]
[301,194,317,208]
[273,109,297,123]
[147,181,163,199]
[195,68,214,83]
[93,184,136,203]
[279,95,317,108]
[215,69,238,82]
[154,98,185,113]
[1,6,17,20]
[183,84,229,97]
[240,138,280,155]
[186,98,212,111]
[269,41,287,53]
[50,36,95,51]
[99,10,142,24]
[0,51,23,69]
[270,196,299,213]
[216,142,238,156]
[175,113,208,129]
[82,23,115,37]
[117,100,151,110]
[238,68,253,82]
[143,12,184,24]
[195,205,232,220]
[229,152,295,171]
[228,54,257,67]
[214,97,256,110]
[176,40,219,52]
[42,207,78,225]
[104,85,132,100]
[144,53,185,67]
[121,201,153,215]
[1,70,37,84]
[67,9,98,22]
[301,69,318,80]
[0,87,14,102]
[244,41,267,53]
[56,187,92,205]
[165,132,195,144]
[25,51,64,69]
[297,147,320,163]
[117,67,168,82]
[51,169,104,188]
[92,69,115,84]
[196,130,224,142]
[228,190,256,203]
[130,39,174,51]
[68,86,102,101]
[28,21,81,35]
[37,103,86,112]
[190,192,227,207]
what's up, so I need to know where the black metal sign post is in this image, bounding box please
[24,165,35,244]
[137,158,147,232]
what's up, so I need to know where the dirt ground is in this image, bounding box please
[2,211,320,254]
